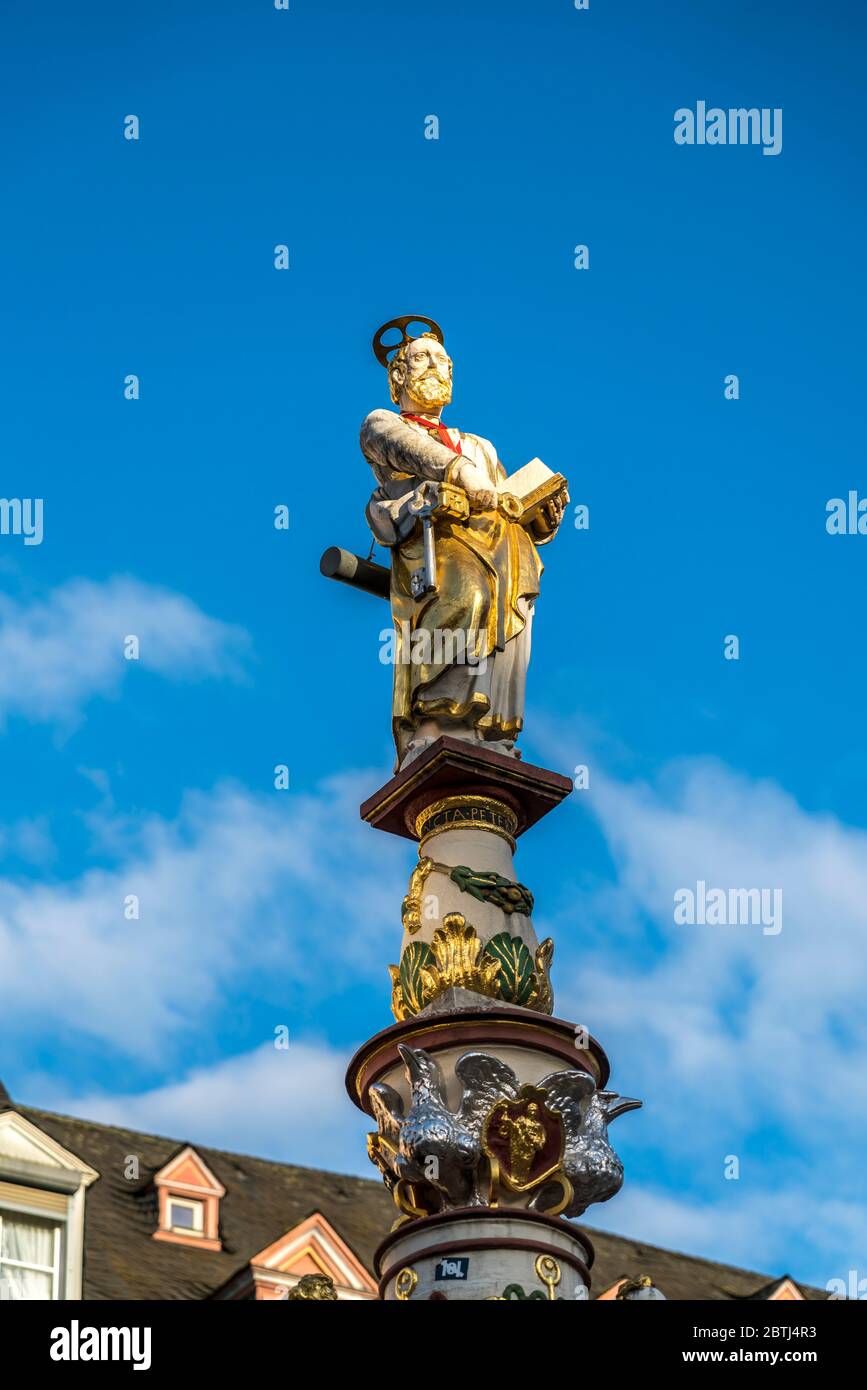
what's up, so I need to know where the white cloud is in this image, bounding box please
[544,753,867,1284]
[0,816,55,867]
[560,759,867,1139]
[589,1182,867,1292]
[0,774,405,1061]
[43,1041,370,1173]
[0,576,248,725]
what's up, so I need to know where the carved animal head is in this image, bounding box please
[398,1043,448,1104]
[585,1090,642,1133]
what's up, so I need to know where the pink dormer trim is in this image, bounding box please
[212,1211,378,1300]
[152,1145,226,1252]
[766,1278,805,1300]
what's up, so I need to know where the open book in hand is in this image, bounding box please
[497,458,568,525]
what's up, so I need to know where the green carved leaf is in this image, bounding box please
[448,865,534,916]
[449,865,488,903]
[399,940,434,1016]
[483,932,536,1007]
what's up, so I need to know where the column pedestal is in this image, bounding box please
[348,737,639,1302]
[377,1210,594,1301]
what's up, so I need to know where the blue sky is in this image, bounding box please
[1,0,866,1289]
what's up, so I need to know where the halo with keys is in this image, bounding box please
[372,315,445,367]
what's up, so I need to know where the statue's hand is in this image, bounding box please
[529,488,568,540]
[453,462,497,511]
[542,494,566,529]
[468,486,498,510]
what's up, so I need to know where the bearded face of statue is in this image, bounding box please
[391,335,453,411]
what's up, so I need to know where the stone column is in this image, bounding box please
[346,736,640,1302]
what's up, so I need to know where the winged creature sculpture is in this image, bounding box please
[367,1043,640,1221]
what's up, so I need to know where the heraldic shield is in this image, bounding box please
[481,1084,568,1204]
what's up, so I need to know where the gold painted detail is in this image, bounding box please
[533,1171,574,1218]
[482,1085,574,1218]
[535,1255,562,1301]
[424,913,501,1001]
[615,1275,655,1300]
[388,964,404,1021]
[497,492,523,520]
[285,1274,338,1301]
[421,913,501,999]
[390,939,434,1019]
[533,938,554,1015]
[394,1267,419,1301]
[512,472,569,528]
[482,1085,564,1194]
[401,858,435,935]
[499,1103,546,1186]
[432,481,471,521]
[402,857,534,936]
[389,918,556,1019]
[390,1179,439,1228]
[492,1257,565,1302]
[367,1131,398,1190]
[415,795,518,850]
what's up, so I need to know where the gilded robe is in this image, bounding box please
[361,409,560,766]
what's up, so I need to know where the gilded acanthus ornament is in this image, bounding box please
[388,915,555,1019]
[420,913,501,999]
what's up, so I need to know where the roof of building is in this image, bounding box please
[11,1103,825,1301]
[18,1104,392,1300]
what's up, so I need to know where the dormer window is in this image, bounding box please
[152,1146,224,1252]
[167,1197,203,1235]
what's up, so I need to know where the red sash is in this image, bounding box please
[400,412,462,456]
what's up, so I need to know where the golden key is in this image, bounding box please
[534,1254,561,1301]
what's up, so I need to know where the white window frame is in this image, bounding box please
[0,1207,64,1301]
[167,1196,204,1235]
[0,1111,99,1301]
